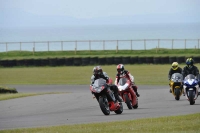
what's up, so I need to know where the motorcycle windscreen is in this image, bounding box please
[184,74,199,86]
[171,73,183,82]
[119,78,127,86]
[184,74,196,80]
[93,78,107,88]
[118,78,129,91]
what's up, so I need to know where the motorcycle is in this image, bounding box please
[117,77,138,109]
[90,78,123,115]
[169,73,184,100]
[183,74,199,105]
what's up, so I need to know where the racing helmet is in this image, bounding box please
[93,66,103,76]
[186,58,194,69]
[172,62,179,70]
[117,64,124,74]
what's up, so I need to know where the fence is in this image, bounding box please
[0,39,200,52]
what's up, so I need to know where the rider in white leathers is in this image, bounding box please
[114,64,140,97]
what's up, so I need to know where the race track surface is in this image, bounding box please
[0,85,199,130]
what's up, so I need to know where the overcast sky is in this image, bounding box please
[1,0,200,28]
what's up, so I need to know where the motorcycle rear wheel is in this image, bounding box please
[99,96,110,115]
[133,101,138,109]
[114,102,123,114]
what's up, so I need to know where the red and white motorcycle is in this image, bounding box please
[117,77,138,109]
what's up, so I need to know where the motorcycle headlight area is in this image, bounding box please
[93,86,103,93]
[184,79,198,86]
[118,83,129,91]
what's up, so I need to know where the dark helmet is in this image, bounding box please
[186,58,194,69]
[117,64,124,74]
[93,66,103,76]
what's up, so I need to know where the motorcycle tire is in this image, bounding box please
[114,102,123,114]
[99,96,110,115]
[175,88,180,100]
[133,101,138,109]
[189,90,195,105]
[124,94,133,109]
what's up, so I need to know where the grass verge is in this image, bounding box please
[0,49,200,60]
[0,92,67,101]
[0,64,200,85]
[0,113,199,133]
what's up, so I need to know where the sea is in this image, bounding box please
[0,23,200,52]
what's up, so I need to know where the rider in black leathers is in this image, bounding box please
[182,58,200,95]
[91,66,122,102]
[168,62,183,93]
[182,58,199,78]
[168,62,182,80]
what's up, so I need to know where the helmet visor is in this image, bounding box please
[117,68,122,73]
[186,61,192,68]
[172,65,178,70]
[186,62,191,65]
[187,64,193,69]
[97,69,102,75]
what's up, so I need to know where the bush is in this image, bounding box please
[0,86,18,93]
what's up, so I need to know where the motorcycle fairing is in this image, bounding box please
[118,77,131,91]
[90,78,107,93]
[183,74,199,100]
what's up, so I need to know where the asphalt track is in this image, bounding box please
[0,85,199,130]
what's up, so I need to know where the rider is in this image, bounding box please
[182,58,199,78]
[182,58,200,95]
[91,66,122,102]
[168,62,183,93]
[114,64,140,97]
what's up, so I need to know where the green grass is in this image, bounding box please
[1,64,199,85]
[0,50,199,132]
[0,49,200,60]
[0,113,199,133]
[0,92,67,101]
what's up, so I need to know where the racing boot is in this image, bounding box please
[115,94,123,102]
[169,89,172,93]
[110,85,123,102]
[132,85,140,97]
[136,91,140,97]
[183,91,185,96]
[180,85,185,96]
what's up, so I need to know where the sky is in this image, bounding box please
[1,0,200,29]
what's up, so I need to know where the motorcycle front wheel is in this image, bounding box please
[124,94,133,109]
[189,90,195,105]
[174,87,180,100]
[99,96,110,115]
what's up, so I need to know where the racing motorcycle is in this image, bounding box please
[117,77,138,109]
[183,74,199,105]
[169,73,184,100]
[90,78,123,115]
